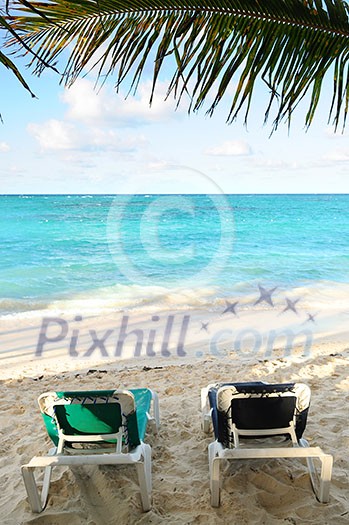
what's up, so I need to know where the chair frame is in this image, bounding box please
[22,389,160,513]
[201,382,333,507]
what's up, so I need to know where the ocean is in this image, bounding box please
[1,194,349,317]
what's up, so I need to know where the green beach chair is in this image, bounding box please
[21,388,160,512]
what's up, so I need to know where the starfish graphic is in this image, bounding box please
[254,284,277,307]
[281,297,300,315]
[222,301,239,315]
[303,312,318,324]
[200,322,210,332]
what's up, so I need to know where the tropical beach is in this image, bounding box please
[2,0,349,522]
[1,194,349,524]
[1,333,349,524]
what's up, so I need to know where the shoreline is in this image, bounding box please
[1,301,348,523]
[1,302,349,380]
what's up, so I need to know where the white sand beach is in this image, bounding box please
[0,307,348,524]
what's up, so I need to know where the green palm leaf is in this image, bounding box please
[0,11,36,105]
[8,0,349,130]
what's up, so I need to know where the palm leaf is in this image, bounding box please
[7,0,349,130]
[0,12,36,104]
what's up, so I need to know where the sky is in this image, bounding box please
[1,46,349,194]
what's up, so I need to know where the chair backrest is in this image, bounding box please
[211,382,311,447]
[38,390,141,449]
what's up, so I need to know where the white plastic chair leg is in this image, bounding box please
[300,438,333,503]
[210,456,221,507]
[40,465,53,509]
[21,464,53,513]
[306,454,333,503]
[208,442,215,476]
[22,446,56,512]
[144,443,152,494]
[209,444,221,508]
[136,445,152,512]
[318,453,333,503]
[21,466,43,513]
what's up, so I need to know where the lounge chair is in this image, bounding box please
[22,388,160,512]
[201,381,333,506]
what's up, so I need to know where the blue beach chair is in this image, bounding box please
[201,381,333,506]
[22,388,160,512]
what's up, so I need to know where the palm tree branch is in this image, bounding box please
[7,0,349,129]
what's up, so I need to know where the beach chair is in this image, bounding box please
[21,388,160,513]
[201,382,333,507]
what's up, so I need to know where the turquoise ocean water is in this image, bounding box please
[1,194,348,316]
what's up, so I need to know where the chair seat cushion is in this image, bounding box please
[39,388,153,449]
[208,382,310,446]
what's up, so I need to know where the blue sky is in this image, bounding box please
[1,53,349,194]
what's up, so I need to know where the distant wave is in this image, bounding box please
[1,280,348,319]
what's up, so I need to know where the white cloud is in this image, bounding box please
[27,79,178,155]
[60,80,103,122]
[27,119,80,150]
[0,142,10,152]
[28,117,148,154]
[146,160,171,170]
[323,148,349,162]
[61,79,181,126]
[89,128,147,151]
[252,157,292,170]
[205,140,252,156]
[324,125,347,139]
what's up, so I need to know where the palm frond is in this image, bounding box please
[0,12,36,105]
[7,0,349,130]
